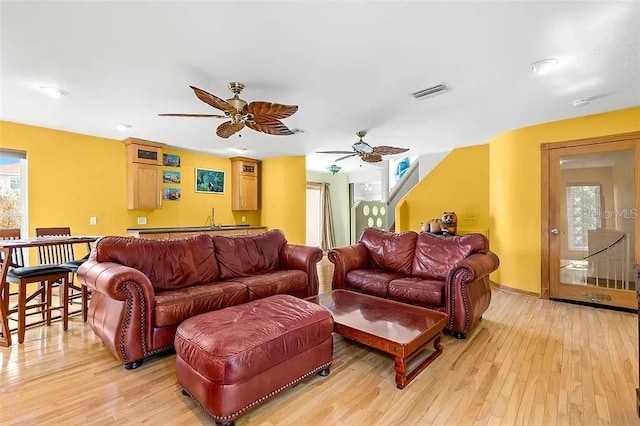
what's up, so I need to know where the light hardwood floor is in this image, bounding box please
[0,257,638,425]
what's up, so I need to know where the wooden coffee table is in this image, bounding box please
[307,289,447,389]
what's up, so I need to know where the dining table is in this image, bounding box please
[0,235,100,347]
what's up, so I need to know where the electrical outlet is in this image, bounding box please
[463,212,479,221]
[89,216,97,225]
[137,216,147,225]
[241,216,246,223]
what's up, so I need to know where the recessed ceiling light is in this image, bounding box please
[572,99,590,107]
[230,147,248,153]
[530,58,558,75]
[116,124,133,132]
[39,85,68,98]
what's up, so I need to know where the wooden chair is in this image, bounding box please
[0,228,70,344]
[35,227,91,322]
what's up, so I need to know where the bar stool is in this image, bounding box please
[35,227,91,322]
[0,229,70,344]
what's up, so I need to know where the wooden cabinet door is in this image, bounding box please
[239,175,257,210]
[231,157,259,211]
[130,163,162,209]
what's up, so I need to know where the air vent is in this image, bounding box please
[411,83,450,100]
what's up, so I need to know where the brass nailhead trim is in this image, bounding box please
[180,362,332,422]
[447,268,472,334]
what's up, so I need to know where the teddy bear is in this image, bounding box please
[440,211,458,236]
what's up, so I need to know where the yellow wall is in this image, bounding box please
[489,107,640,293]
[0,121,260,237]
[261,156,306,244]
[396,144,490,235]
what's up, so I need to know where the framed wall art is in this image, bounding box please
[195,168,225,194]
[163,187,181,201]
[163,153,181,167]
[163,170,181,184]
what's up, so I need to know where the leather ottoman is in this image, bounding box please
[175,294,334,426]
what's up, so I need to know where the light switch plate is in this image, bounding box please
[463,212,479,221]
[89,216,97,225]
[137,216,147,225]
[241,216,246,223]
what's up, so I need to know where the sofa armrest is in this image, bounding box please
[78,260,155,300]
[444,251,499,337]
[327,244,369,290]
[279,244,324,296]
[77,260,156,365]
[448,251,500,283]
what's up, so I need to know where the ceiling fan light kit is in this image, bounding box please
[159,82,298,139]
[327,164,342,175]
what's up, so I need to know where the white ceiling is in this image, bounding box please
[1,1,639,174]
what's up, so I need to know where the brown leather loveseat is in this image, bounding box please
[328,228,499,338]
[77,229,323,369]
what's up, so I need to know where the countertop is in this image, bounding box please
[126,225,266,234]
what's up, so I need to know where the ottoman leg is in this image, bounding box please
[215,422,235,426]
[318,367,330,377]
[181,388,189,396]
[124,360,144,370]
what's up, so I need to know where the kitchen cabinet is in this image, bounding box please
[230,157,259,211]
[124,138,164,209]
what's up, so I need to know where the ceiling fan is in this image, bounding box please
[159,82,298,139]
[316,131,409,163]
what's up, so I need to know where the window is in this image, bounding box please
[566,184,602,250]
[0,149,27,234]
[388,156,418,192]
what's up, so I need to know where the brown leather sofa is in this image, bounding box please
[77,229,323,369]
[328,228,499,338]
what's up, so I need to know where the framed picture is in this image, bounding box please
[163,187,181,201]
[195,168,225,194]
[163,153,181,167]
[163,170,181,184]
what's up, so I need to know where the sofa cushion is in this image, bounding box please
[95,234,219,291]
[345,269,405,297]
[359,228,417,275]
[387,277,445,308]
[229,269,308,301]
[154,281,248,327]
[412,232,489,280]
[214,229,287,279]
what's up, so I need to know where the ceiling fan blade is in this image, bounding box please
[335,153,357,162]
[190,86,235,114]
[246,118,294,136]
[316,150,356,154]
[158,113,227,118]
[245,102,298,120]
[216,121,245,139]
[372,146,410,155]
[361,153,383,163]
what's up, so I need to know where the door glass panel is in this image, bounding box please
[558,150,636,292]
[306,185,321,247]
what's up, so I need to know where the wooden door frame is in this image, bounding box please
[540,131,640,300]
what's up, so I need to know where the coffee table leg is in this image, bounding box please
[394,333,443,389]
